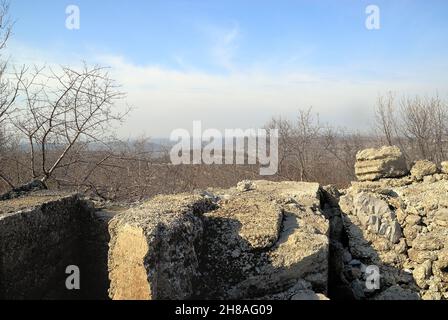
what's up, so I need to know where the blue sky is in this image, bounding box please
[7,0,448,137]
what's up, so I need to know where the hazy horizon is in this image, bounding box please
[7,0,448,137]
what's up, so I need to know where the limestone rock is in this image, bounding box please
[256,279,329,300]
[108,194,214,300]
[236,180,255,192]
[355,146,408,181]
[200,181,328,299]
[342,192,402,245]
[3,150,448,301]
[411,160,438,181]
[108,181,329,300]
[434,209,448,226]
[339,169,448,300]
[441,161,448,174]
[413,260,432,289]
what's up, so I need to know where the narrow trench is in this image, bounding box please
[320,188,356,301]
[74,190,354,301]
[193,190,354,300]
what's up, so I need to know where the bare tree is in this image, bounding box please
[323,126,363,182]
[0,0,22,188]
[294,108,322,181]
[374,92,397,146]
[10,64,129,185]
[427,95,447,163]
[265,108,322,182]
[373,92,448,163]
[0,0,16,122]
[265,116,295,179]
[400,95,436,160]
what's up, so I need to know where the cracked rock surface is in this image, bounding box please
[337,170,448,300]
[108,180,329,300]
[1,146,447,301]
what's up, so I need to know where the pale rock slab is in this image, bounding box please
[355,146,408,181]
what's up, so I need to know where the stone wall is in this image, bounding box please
[0,192,112,299]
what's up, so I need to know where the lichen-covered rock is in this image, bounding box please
[0,192,98,299]
[3,150,448,301]
[236,180,256,192]
[108,194,213,300]
[108,181,329,300]
[338,173,448,300]
[441,161,448,174]
[413,260,432,289]
[201,181,329,299]
[411,160,438,181]
[355,146,408,181]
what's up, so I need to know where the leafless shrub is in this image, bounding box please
[374,92,397,146]
[0,0,22,188]
[375,93,448,163]
[265,108,363,187]
[9,64,129,186]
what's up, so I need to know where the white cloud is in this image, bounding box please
[4,41,447,138]
[99,55,446,137]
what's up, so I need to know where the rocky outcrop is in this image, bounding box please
[355,146,408,181]
[411,160,438,181]
[198,181,328,300]
[441,161,448,174]
[236,180,256,192]
[108,194,213,300]
[107,181,329,300]
[0,146,446,301]
[337,154,448,300]
[0,191,109,299]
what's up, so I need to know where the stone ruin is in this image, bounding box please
[0,146,447,300]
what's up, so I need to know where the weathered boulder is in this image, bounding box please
[355,146,408,181]
[202,182,328,299]
[349,193,402,244]
[236,180,256,192]
[440,161,448,174]
[107,181,329,300]
[411,160,438,181]
[108,194,213,300]
[413,260,432,289]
